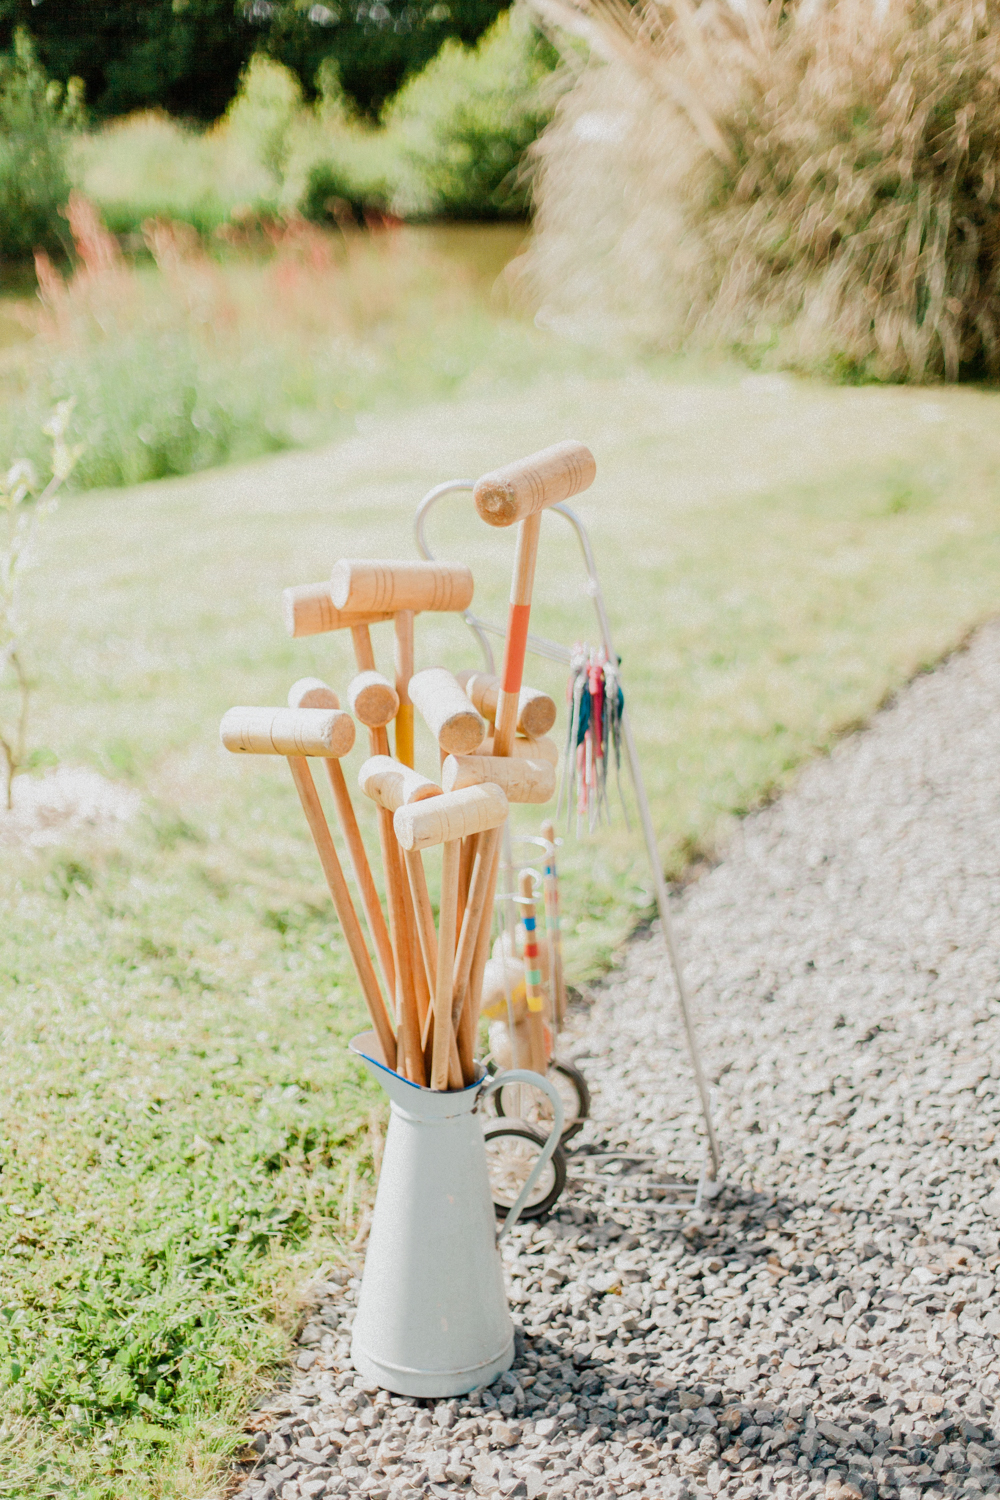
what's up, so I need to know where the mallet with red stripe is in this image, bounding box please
[330,560,474,769]
[473,441,595,758]
[467,441,596,978]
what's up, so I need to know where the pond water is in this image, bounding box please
[401,222,528,287]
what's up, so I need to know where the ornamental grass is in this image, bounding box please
[525,0,1000,381]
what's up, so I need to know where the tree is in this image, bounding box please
[0,0,256,121]
[262,0,510,117]
[0,0,510,121]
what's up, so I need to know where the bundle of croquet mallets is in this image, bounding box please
[219,440,595,1091]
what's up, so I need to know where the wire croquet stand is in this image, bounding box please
[414,481,722,1188]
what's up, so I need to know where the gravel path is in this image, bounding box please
[231,623,1000,1500]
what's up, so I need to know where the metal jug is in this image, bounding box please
[348,1030,564,1398]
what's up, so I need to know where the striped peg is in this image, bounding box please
[518,870,548,1074]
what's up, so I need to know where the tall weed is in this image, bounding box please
[526,0,1000,382]
[4,196,538,489]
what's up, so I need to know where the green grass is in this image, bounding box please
[4,368,1000,1493]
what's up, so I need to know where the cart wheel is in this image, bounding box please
[493,1060,590,1144]
[483,1120,567,1221]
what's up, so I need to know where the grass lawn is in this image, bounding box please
[3,366,1000,1495]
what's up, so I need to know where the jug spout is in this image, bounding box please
[348,1032,515,1397]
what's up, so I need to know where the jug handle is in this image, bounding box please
[479,1068,565,1240]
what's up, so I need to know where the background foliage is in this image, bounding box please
[0,0,512,119]
[0,29,79,258]
[383,11,557,218]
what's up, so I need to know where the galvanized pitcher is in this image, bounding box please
[348,1030,564,1398]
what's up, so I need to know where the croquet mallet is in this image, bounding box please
[462,441,596,1039]
[331,559,474,769]
[394,783,509,1091]
[287,677,396,1004]
[219,705,397,1070]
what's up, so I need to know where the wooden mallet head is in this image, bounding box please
[220,706,355,758]
[456,669,556,739]
[441,753,555,805]
[348,671,399,728]
[409,667,486,755]
[473,440,596,530]
[331,559,473,615]
[282,581,392,638]
[393,783,508,851]
[288,677,339,710]
[359,755,442,812]
[476,732,559,766]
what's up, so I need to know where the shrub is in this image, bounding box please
[526,0,1000,382]
[301,159,385,225]
[75,59,396,237]
[71,110,275,239]
[384,10,559,218]
[0,28,79,258]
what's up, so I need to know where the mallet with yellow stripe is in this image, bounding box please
[517,869,548,1075]
[331,559,474,769]
[219,705,397,1071]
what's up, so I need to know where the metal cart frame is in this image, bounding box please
[414,481,721,1180]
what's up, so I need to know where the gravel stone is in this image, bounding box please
[230,625,1000,1497]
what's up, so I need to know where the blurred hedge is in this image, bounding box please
[76,18,559,235]
[0,29,78,258]
[382,10,558,219]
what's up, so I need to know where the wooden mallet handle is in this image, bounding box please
[358,754,441,1000]
[287,679,396,1004]
[286,757,397,1071]
[394,609,415,769]
[220,706,355,759]
[343,626,421,1079]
